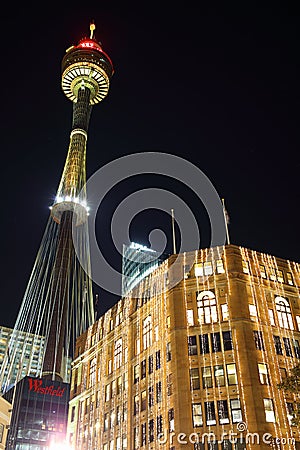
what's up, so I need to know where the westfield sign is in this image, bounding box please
[28,378,65,397]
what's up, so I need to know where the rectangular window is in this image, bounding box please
[283,337,293,357]
[148,386,154,407]
[141,423,146,446]
[296,316,300,332]
[260,264,266,278]
[149,419,154,443]
[199,334,210,354]
[148,355,153,374]
[276,270,284,283]
[204,261,213,275]
[204,401,216,425]
[156,415,163,437]
[264,398,276,423]
[274,335,283,355]
[134,364,139,383]
[104,413,109,431]
[253,330,264,350]
[195,263,204,277]
[167,373,173,396]
[168,408,175,432]
[217,400,230,424]
[192,403,203,427]
[188,336,198,355]
[0,423,4,444]
[221,441,233,450]
[258,363,269,384]
[117,376,122,395]
[230,398,242,423]
[214,365,225,387]
[190,368,200,390]
[287,272,294,286]
[156,350,161,369]
[227,363,238,385]
[216,259,225,274]
[280,367,287,380]
[286,402,294,425]
[156,381,162,403]
[166,342,172,361]
[221,304,229,321]
[134,395,139,415]
[269,268,276,281]
[268,309,275,326]
[242,260,250,274]
[293,339,300,359]
[222,331,233,351]
[249,304,257,320]
[211,332,221,352]
[134,427,139,450]
[187,309,194,326]
[202,367,213,388]
[141,390,147,411]
[141,359,146,379]
[105,383,111,402]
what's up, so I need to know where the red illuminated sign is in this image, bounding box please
[80,42,95,48]
[28,378,65,397]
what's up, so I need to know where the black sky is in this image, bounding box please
[1,5,299,326]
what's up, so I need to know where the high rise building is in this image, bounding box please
[0,327,45,393]
[67,244,300,450]
[1,23,114,450]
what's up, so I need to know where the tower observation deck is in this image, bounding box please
[0,23,114,395]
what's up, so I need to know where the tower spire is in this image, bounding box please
[90,21,96,39]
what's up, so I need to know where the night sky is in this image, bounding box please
[1,5,299,327]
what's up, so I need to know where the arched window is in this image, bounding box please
[143,316,152,349]
[197,290,218,324]
[114,338,123,369]
[275,296,294,330]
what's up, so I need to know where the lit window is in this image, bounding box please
[258,363,269,384]
[202,367,212,388]
[226,364,237,385]
[143,316,152,349]
[133,364,139,384]
[204,261,213,275]
[117,376,122,395]
[249,304,257,320]
[204,401,216,425]
[192,403,203,427]
[195,263,204,277]
[217,400,229,424]
[230,399,242,423]
[221,304,229,321]
[260,265,266,278]
[114,338,122,369]
[190,368,200,390]
[268,309,275,326]
[187,309,194,326]
[89,357,97,387]
[197,291,218,324]
[214,365,225,387]
[287,272,294,286]
[275,296,294,330]
[105,383,111,401]
[242,260,250,274]
[216,259,225,274]
[168,408,175,431]
[269,268,276,281]
[141,390,147,411]
[296,316,300,331]
[263,398,275,423]
[104,413,109,431]
[135,337,140,355]
[133,394,139,415]
[276,270,284,283]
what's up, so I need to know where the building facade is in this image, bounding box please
[0,396,11,450]
[67,244,300,449]
[0,327,45,393]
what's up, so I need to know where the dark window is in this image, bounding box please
[148,386,154,407]
[149,419,154,443]
[274,335,283,355]
[188,336,198,355]
[221,441,232,450]
[156,381,162,403]
[141,359,146,379]
[294,339,300,359]
[217,400,230,424]
[141,423,147,446]
[253,330,264,350]
[168,408,175,431]
[211,332,221,352]
[156,350,161,369]
[205,401,216,425]
[157,415,163,437]
[148,355,153,374]
[283,337,293,357]
[166,342,172,361]
[236,439,246,450]
[199,334,210,353]
[222,331,233,351]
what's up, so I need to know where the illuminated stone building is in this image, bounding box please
[0,396,11,450]
[68,244,300,450]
